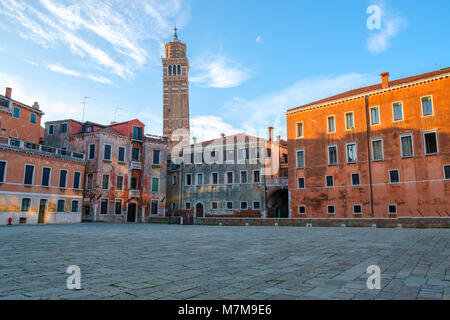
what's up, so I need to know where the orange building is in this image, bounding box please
[286,68,450,223]
[0,87,44,144]
[0,88,85,225]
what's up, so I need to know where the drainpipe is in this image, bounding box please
[364,95,374,216]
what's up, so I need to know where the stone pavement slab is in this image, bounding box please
[0,224,449,300]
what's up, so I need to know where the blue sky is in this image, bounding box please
[0,0,449,141]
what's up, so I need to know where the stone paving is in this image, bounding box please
[0,223,449,300]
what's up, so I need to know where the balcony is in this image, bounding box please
[0,137,85,161]
[266,177,288,187]
[130,161,142,170]
[129,189,140,198]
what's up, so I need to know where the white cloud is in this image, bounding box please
[367,4,406,55]
[48,63,81,77]
[0,0,189,78]
[191,56,251,88]
[48,63,112,84]
[256,36,262,43]
[0,71,82,121]
[190,115,241,142]
[221,73,379,139]
[86,75,111,84]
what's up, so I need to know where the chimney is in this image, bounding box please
[276,135,281,143]
[380,72,390,89]
[268,126,274,142]
[193,137,198,144]
[33,102,40,110]
[5,87,12,99]
[220,133,225,139]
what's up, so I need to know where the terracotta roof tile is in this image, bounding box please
[287,68,450,113]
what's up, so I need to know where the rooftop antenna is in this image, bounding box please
[114,107,123,122]
[434,63,442,71]
[81,96,90,122]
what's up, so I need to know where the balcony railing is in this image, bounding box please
[130,161,142,170]
[266,177,288,187]
[129,190,140,198]
[0,137,85,161]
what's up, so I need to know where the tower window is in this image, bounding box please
[168,65,172,76]
[177,65,181,75]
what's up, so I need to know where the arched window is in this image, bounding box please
[177,65,181,75]
[168,65,172,76]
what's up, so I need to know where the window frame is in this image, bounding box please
[253,170,261,183]
[152,177,159,192]
[371,138,384,161]
[226,201,233,210]
[21,197,32,212]
[211,201,218,210]
[297,177,305,189]
[296,149,305,169]
[389,170,400,184]
[225,171,234,184]
[370,106,380,126]
[58,169,68,189]
[151,199,159,215]
[400,133,414,158]
[30,113,37,124]
[71,200,80,213]
[118,146,125,163]
[346,142,357,164]
[153,149,161,165]
[328,144,338,166]
[115,199,122,215]
[240,201,248,210]
[326,175,334,188]
[295,121,304,138]
[185,173,192,186]
[13,106,20,119]
[48,125,54,135]
[88,144,96,160]
[185,202,191,210]
[327,115,336,133]
[253,201,261,211]
[59,123,68,133]
[0,160,7,183]
[423,130,439,156]
[298,205,306,215]
[353,204,362,215]
[86,173,94,190]
[41,166,51,187]
[100,198,108,215]
[102,174,110,190]
[23,164,35,186]
[351,173,360,187]
[116,175,124,191]
[327,205,336,215]
[420,95,434,117]
[240,170,248,184]
[73,171,81,189]
[132,125,143,141]
[211,172,219,185]
[392,101,404,122]
[197,173,203,185]
[57,199,66,213]
[103,144,112,161]
[345,112,354,130]
[443,165,450,180]
[388,204,397,215]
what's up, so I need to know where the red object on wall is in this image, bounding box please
[8,217,12,225]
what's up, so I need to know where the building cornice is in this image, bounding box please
[286,72,450,116]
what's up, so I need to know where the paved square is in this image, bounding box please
[0,224,449,300]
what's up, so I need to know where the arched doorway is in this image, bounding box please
[267,189,289,218]
[195,203,204,218]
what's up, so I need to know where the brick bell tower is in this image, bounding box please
[162,27,190,154]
